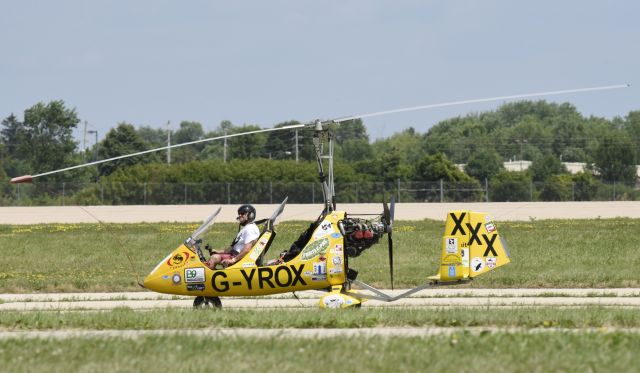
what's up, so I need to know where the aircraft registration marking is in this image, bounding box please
[210,264,307,292]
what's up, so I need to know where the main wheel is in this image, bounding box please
[193,296,222,309]
[205,296,222,308]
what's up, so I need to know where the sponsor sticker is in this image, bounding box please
[186,284,205,291]
[486,257,497,269]
[461,248,469,267]
[331,232,341,239]
[329,268,343,275]
[471,257,485,272]
[313,220,335,239]
[446,237,458,254]
[242,262,256,268]
[332,256,342,265]
[300,238,330,260]
[172,273,181,284]
[323,294,344,308]
[162,275,170,280]
[184,267,206,283]
[313,262,327,276]
[485,222,496,233]
[448,265,456,278]
[167,252,190,268]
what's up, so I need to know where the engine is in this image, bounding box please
[339,217,386,257]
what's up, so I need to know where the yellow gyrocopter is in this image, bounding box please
[9,85,627,308]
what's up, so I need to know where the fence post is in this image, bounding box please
[485,178,489,202]
[270,181,273,204]
[227,183,231,204]
[439,179,444,203]
[530,181,533,201]
[613,181,616,201]
[355,182,358,203]
[100,183,104,205]
[397,178,401,203]
[143,182,147,205]
[62,182,65,206]
[312,183,315,204]
[572,182,575,201]
[184,183,187,205]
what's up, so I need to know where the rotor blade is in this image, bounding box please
[9,123,305,183]
[332,84,630,124]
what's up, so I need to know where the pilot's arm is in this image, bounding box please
[222,240,256,266]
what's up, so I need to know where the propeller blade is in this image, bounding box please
[381,194,394,290]
[389,195,395,233]
[388,232,394,290]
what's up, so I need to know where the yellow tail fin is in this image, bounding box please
[430,210,510,282]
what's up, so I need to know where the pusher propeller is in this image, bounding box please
[383,195,396,290]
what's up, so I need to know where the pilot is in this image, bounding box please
[205,204,260,269]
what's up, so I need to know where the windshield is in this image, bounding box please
[187,206,222,245]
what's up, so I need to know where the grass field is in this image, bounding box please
[1,307,640,330]
[2,332,639,372]
[2,218,639,372]
[1,218,639,292]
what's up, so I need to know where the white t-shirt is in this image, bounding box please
[231,223,260,254]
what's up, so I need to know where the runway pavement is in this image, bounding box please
[1,201,640,224]
[2,289,639,311]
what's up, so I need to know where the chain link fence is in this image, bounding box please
[1,179,638,206]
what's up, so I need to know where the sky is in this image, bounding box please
[1,1,638,146]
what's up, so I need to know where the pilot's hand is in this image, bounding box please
[221,258,235,267]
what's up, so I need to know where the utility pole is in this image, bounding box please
[88,130,98,162]
[295,129,299,163]
[82,121,88,162]
[166,121,171,165]
[223,129,228,163]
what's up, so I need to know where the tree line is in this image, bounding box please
[1,99,638,204]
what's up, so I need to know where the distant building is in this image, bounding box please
[459,161,640,177]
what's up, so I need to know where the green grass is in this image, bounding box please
[1,332,639,373]
[2,307,640,330]
[1,218,639,292]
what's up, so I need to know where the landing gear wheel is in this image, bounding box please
[193,296,222,309]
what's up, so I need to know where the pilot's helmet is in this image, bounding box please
[237,204,256,222]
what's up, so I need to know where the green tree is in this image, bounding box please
[594,133,637,182]
[489,171,531,202]
[572,171,598,201]
[464,148,504,182]
[98,123,159,177]
[540,174,573,201]
[414,153,470,182]
[3,101,79,179]
[528,154,568,182]
[137,126,167,148]
[171,121,205,163]
[263,121,307,160]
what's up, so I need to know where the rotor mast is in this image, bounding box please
[312,120,336,213]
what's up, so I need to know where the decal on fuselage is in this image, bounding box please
[210,264,307,292]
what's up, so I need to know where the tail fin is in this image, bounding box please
[429,210,510,282]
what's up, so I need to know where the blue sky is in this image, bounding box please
[1,1,638,143]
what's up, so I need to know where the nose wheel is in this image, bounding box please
[193,296,222,309]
